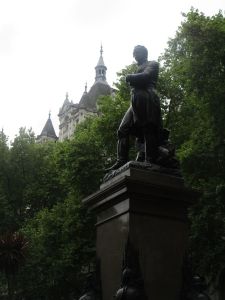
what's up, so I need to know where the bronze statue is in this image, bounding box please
[107,45,164,171]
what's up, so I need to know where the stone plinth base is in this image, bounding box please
[83,165,197,300]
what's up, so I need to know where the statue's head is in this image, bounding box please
[133,45,148,64]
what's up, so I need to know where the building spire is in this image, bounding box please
[95,44,107,82]
[63,92,70,105]
[100,44,103,56]
[37,111,58,142]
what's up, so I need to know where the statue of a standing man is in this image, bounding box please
[108,45,163,171]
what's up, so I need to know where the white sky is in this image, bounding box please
[0,0,224,142]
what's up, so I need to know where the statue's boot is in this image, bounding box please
[144,133,158,164]
[105,137,129,171]
[135,140,145,162]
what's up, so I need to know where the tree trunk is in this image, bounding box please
[6,273,14,300]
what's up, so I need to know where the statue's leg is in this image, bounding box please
[144,124,159,164]
[116,136,129,164]
[105,107,133,171]
[135,136,145,162]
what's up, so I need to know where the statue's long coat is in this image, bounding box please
[129,60,161,128]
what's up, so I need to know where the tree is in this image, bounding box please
[5,128,67,227]
[159,10,225,185]
[0,130,13,234]
[19,195,95,300]
[158,9,225,281]
[0,232,28,300]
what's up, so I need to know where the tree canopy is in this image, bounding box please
[158,9,225,281]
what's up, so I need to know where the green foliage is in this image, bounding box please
[0,130,12,234]
[59,119,105,197]
[4,128,66,230]
[189,185,225,278]
[159,10,225,178]
[19,195,95,300]
[158,9,225,280]
[0,127,93,298]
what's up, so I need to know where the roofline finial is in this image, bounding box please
[49,110,51,119]
[100,44,103,56]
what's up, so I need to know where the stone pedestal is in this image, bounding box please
[83,165,197,300]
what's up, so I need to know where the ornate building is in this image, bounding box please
[58,46,113,141]
[36,112,58,143]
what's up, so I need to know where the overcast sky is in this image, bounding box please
[0,0,224,142]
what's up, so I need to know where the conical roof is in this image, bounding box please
[97,54,105,67]
[63,92,70,106]
[96,45,105,67]
[79,83,90,107]
[59,92,71,115]
[40,114,57,139]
